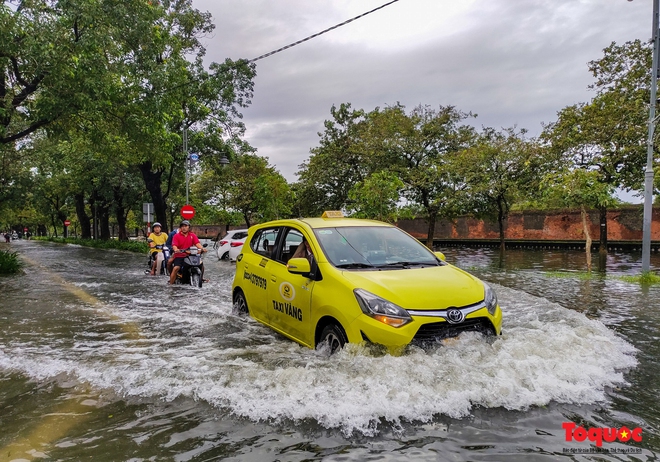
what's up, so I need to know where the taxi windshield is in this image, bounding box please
[313,226,442,269]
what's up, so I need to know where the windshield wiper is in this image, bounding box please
[376,261,437,268]
[335,262,374,269]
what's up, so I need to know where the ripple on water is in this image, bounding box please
[0,283,637,436]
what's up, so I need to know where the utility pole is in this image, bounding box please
[184,125,189,205]
[642,0,660,272]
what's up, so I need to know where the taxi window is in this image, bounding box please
[314,226,440,269]
[275,228,304,264]
[250,228,281,258]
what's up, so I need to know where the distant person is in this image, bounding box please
[3,232,9,243]
[165,227,179,274]
[147,223,167,275]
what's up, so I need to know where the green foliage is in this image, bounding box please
[348,171,404,222]
[619,271,660,285]
[295,103,371,216]
[542,40,650,195]
[541,169,618,210]
[544,271,596,281]
[193,154,291,227]
[0,249,23,275]
[457,127,548,229]
[297,103,478,244]
[545,270,660,285]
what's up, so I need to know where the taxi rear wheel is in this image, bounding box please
[319,324,347,354]
[233,290,249,316]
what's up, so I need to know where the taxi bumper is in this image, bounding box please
[345,305,502,347]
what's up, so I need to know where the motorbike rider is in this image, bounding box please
[165,227,179,274]
[169,220,207,285]
[147,222,168,275]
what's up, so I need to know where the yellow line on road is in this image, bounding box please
[1,251,144,460]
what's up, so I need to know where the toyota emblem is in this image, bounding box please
[446,308,464,324]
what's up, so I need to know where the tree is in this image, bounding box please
[457,127,547,250]
[1,0,256,237]
[542,169,617,271]
[295,103,371,216]
[195,154,291,227]
[543,40,650,253]
[0,0,163,144]
[368,104,477,247]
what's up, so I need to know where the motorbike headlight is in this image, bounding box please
[484,283,498,315]
[354,289,412,328]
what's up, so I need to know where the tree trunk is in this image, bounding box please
[99,205,111,240]
[598,206,608,254]
[498,203,506,252]
[115,208,129,241]
[51,215,59,237]
[580,205,592,272]
[426,211,437,249]
[139,162,169,228]
[74,193,92,239]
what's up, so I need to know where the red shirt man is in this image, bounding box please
[172,227,200,257]
[169,220,206,284]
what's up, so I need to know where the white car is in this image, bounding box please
[227,234,248,262]
[215,229,248,261]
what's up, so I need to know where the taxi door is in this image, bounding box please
[267,227,314,346]
[240,227,282,324]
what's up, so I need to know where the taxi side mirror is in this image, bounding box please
[434,251,446,261]
[287,257,311,276]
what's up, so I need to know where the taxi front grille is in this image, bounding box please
[412,318,495,343]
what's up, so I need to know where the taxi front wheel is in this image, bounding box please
[233,291,249,316]
[318,324,347,354]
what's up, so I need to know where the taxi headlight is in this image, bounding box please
[484,283,498,315]
[354,289,412,328]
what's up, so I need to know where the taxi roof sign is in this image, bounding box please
[321,210,344,218]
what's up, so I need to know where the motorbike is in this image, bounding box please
[145,242,170,276]
[173,244,208,287]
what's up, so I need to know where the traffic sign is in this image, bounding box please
[64,220,71,226]
[189,153,199,162]
[180,205,195,219]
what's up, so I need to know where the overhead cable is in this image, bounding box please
[249,0,402,63]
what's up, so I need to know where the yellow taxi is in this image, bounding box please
[231,212,502,353]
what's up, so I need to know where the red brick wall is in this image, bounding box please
[397,206,660,241]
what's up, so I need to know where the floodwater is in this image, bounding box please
[0,240,659,461]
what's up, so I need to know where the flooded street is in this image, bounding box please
[1,240,659,461]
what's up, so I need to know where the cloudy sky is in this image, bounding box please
[192,0,648,189]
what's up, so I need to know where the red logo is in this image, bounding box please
[563,422,642,447]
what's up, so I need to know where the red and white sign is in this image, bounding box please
[180,205,195,219]
[64,220,71,226]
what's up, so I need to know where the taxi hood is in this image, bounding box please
[339,264,485,310]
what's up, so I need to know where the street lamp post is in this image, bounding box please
[642,0,660,273]
[183,126,230,206]
[184,125,189,205]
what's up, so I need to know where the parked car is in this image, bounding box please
[231,212,502,353]
[227,233,248,262]
[215,229,248,261]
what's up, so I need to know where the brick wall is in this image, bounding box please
[190,224,247,240]
[397,206,660,241]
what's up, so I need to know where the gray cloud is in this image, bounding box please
[194,0,649,181]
